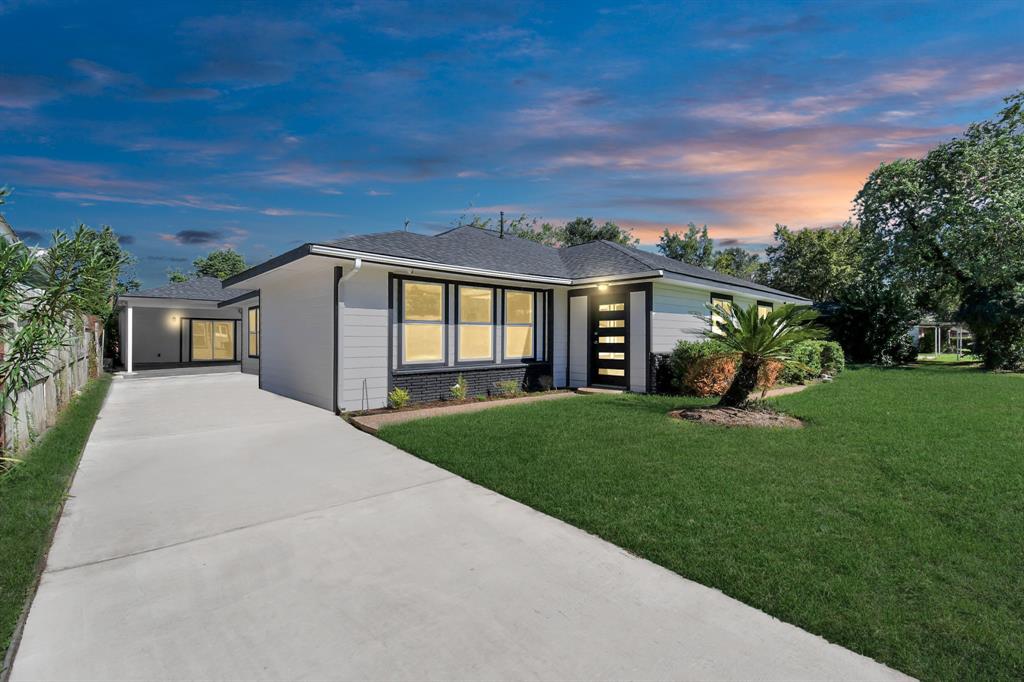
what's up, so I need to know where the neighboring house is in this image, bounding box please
[116,278,260,374]
[223,226,808,412]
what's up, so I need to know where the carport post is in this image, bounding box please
[126,306,134,374]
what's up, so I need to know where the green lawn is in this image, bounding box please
[0,374,112,668]
[380,365,1024,681]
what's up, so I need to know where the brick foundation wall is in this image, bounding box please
[392,362,553,403]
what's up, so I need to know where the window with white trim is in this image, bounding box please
[457,286,493,362]
[402,280,445,364]
[503,290,534,360]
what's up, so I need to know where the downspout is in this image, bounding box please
[334,258,362,414]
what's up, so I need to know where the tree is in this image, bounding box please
[856,90,1024,369]
[707,302,826,408]
[656,223,714,267]
[506,216,563,247]
[711,247,760,280]
[757,223,863,302]
[561,217,638,247]
[168,248,248,282]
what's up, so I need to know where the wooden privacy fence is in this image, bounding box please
[1,316,103,453]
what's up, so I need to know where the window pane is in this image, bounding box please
[504,326,533,358]
[191,321,212,361]
[404,281,443,321]
[213,321,234,360]
[505,290,533,324]
[598,303,625,312]
[598,352,625,360]
[598,335,625,344]
[458,325,492,361]
[711,296,732,334]
[598,368,625,376]
[249,333,258,357]
[249,307,259,333]
[404,323,443,362]
[757,303,773,319]
[598,319,625,328]
[459,287,492,323]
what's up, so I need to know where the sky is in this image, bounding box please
[2,0,1023,286]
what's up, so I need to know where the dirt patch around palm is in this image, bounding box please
[670,406,804,429]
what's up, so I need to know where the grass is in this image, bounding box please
[380,365,1024,681]
[0,374,112,667]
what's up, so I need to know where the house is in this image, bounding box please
[116,277,260,375]
[221,226,808,412]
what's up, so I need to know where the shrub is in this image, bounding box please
[450,375,468,401]
[780,341,822,384]
[495,380,523,397]
[669,339,732,392]
[388,387,410,409]
[818,341,846,375]
[758,360,783,388]
[685,356,736,397]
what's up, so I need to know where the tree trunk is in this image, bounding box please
[718,354,761,408]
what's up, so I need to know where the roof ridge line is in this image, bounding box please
[598,239,662,270]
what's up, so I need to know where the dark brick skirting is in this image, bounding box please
[648,353,675,394]
[392,362,554,403]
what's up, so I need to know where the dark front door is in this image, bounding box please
[589,292,629,387]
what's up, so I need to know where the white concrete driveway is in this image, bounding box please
[11,373,907,681]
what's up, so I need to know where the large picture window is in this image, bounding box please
[402,280,445,364]
[248,306,260,358]
[504,290,534,360]
[458,286,493,362]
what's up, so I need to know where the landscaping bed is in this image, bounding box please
[671,405,803,428]
[379,365,1024,680]
[348,389,573,418]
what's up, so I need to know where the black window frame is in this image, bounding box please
[247,306,260,358]
[502,287,537,362]
[454,284,497,365]
[398,277,449,369]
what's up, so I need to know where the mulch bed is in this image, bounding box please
[670,406,804,429]
[348,389,574,417]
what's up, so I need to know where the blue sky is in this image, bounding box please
[2,0,1022,286]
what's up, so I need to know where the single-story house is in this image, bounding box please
[210,226,808,413]
[116,277,260,375]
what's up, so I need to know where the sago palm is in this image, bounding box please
[706,302,826,407]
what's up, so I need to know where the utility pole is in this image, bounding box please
[499,211,504,239]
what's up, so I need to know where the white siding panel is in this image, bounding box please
[551,288,568,387]
[629,289,647,392]
[650,282,709,353]
[260,265,336,410]
[569,295,588,387]
[339,266,390,412]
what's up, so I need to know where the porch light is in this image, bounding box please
[598,283,609,291]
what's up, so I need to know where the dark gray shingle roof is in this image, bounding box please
[125,276,253,302]
[319,226,804,299]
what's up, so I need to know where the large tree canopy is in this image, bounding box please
[656,223,714,268]
[756,223,863,302]
[856,90,1024,369]
[169,248,248,282]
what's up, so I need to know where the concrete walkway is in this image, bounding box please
[11,374,908,681]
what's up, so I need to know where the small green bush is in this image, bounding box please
[781,340,847,383]
[819,341,846,376]
[669,339,732,392]
[450,374,468,401]
[388,387,410,409]
[495,380,523,397]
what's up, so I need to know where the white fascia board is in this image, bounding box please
[658,272,811,304]
[308,245,573,285]
[116,296,222,310]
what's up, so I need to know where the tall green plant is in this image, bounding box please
[0,225,127,446]
[706,302,826,408]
